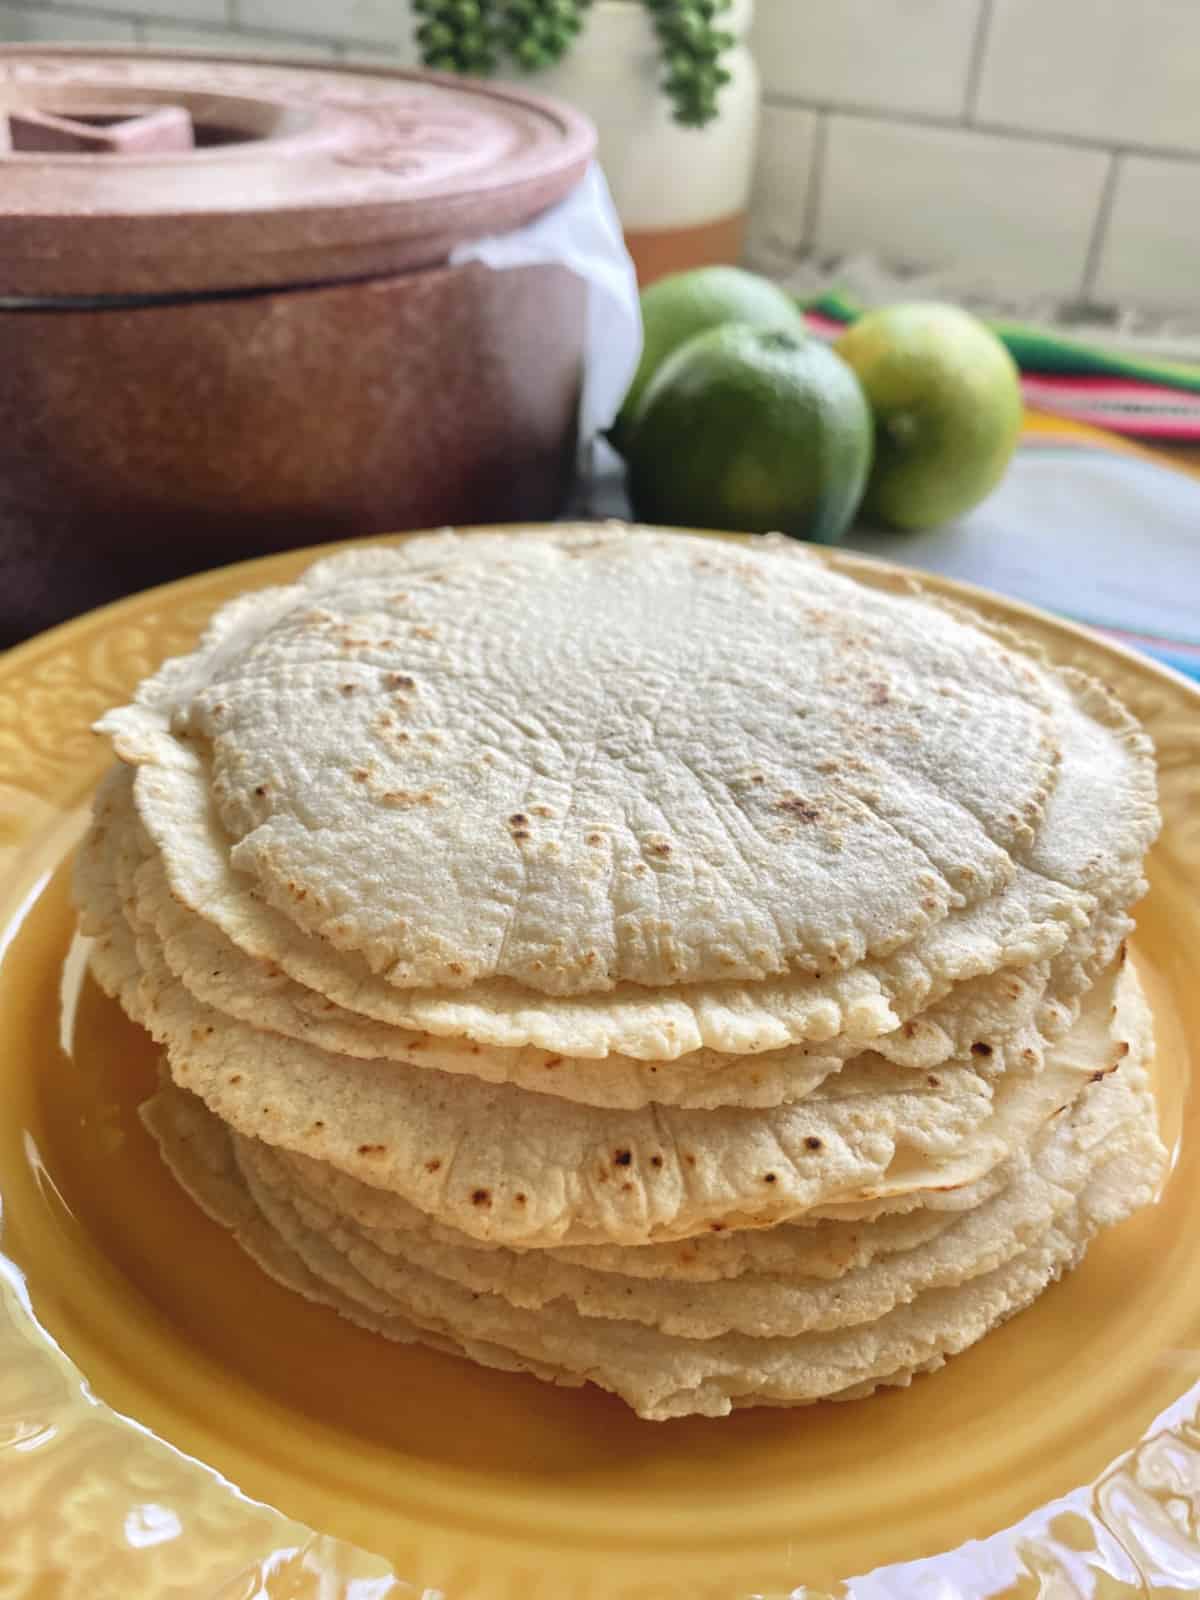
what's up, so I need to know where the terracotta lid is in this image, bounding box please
[0,47,596,297]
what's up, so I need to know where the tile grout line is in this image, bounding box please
[34,2,351,52]
[3,0,371,52]
[762,89,1200,166]
[801,109,828,253]
[3,0,146,19]
[139,26,344,46]
[962,0,995,122]
[1080,151,1122,302]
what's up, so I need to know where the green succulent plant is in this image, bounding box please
[412,0,736,127]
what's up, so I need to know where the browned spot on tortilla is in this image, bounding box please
[805,1136,823,1151]
[970,1042,993,1057]
[471,1188,492,1208]
[778,795,820,823]
[358,1143,385,1156]
[614,1149,632,1167]
[424,1158,442,1173]
[381,789,437,809]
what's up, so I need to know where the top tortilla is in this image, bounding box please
[99,526,1067,996]
[90,643,1153,1061]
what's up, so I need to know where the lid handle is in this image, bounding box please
[6,104,194,155]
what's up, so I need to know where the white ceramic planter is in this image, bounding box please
[498,0,760,282]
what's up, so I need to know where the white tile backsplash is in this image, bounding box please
[752,0,984,120]
[236,0,409,48]
[749,104,819,257]
[70,0,227,20]
[0,6,139,41]
[976,0,1200,155]
[817,116,1110,297]
[138,21,339,56]
[0,0,1196,309]
[1093,156,1200,309]
[342,38,421,69]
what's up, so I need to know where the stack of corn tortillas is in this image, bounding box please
[75,526,1167,1420]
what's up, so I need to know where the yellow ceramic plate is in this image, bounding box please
[2,534,1199,1600]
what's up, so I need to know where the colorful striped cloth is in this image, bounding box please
[803,290,1200,445]
[794,292,1200,683]
[1097,624,1200,682]
[840,410,1200,685]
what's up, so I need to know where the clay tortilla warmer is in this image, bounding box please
[0,47,596,643]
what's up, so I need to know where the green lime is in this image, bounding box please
[835,302,1023,531]
[612,266,806,455]
[625,323,874,545]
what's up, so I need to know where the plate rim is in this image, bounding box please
[3,522,1200,1600]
